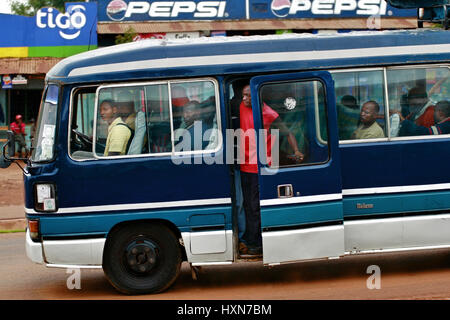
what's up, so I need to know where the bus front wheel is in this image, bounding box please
[103,223,182,295]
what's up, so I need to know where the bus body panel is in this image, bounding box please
[22,30,450,272]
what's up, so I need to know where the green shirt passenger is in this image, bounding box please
[351,101,385,140]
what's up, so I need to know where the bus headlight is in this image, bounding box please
[34,183,57,212]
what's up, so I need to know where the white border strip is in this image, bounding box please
[343,183,450,196]
[344,213,450,226]
[261,193,342,207]
[345,244,450,256]
[192,261,233,266]
[25,197,232,214]
[68,44,450,77]
[46,264,103,269]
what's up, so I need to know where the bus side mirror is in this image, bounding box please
[0,130,15,168]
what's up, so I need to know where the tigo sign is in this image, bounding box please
[36,4,89,40]
[1,2,97,58]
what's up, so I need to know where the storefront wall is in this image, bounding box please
[0,2,98,148]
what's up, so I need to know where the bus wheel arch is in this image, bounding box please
[102,220,183,295]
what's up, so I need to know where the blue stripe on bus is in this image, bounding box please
[37,206,232,237]
[261,200,343,229]
[343,190,450,218]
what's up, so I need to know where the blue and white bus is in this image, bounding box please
[1,28,450,294]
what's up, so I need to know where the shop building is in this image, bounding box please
[0,2,97,147]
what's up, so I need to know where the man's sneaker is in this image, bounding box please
[239,242,248,255]
[247,246,262,256]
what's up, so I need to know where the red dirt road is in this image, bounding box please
[0,165,24,206]
[0,233,449,300]
[1,167,449,300]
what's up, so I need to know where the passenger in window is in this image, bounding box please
[351,101,385,140]
[398,100,450,136]
[405,87,436,128]
[337,95,360,140]
[99,100,132,156]
[118,100,136,131]
[175,100,215,151]
[238,84,305,256]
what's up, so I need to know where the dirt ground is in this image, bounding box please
[0,165,24,206]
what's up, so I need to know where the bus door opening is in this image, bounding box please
[242,71,345,265]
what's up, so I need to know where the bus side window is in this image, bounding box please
[260,80,329,168]
[387,66,450,138]
[332,70,387,141]
[173,80,219,152]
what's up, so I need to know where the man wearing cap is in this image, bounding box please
[10,114,27,158]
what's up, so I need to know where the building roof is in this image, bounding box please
[97,18,417,34]
[0,57,63,75]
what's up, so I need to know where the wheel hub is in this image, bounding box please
[125,239,159,275]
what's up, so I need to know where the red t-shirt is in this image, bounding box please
[10,122,25,135]
[239,102,279,173]
[415,105,435,128]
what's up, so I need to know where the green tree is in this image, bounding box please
[10,0,69,16]
[115,27,137,45]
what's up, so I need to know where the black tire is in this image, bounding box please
[103,223,182,295]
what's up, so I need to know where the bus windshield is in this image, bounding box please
[31,84,59,162]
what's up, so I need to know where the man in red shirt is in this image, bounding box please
[406,87,435,128]
[10,114,27,158]
[238,84,304,255]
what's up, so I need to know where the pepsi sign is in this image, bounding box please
[251,0,417,19]
[97,0,245,21]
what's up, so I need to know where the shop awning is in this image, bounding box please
[0,57,63,75]
[98,18,417,34]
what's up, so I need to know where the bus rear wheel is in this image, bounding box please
[103,223,182,295]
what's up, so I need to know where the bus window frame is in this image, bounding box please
[332,64,450,145]
[387,64,450,142]
[90,77,222,160]
[331,67,389,145]
[313,80,329,147]
[31,84,61,163]
[68,85,99,162]
[257,77,332,171]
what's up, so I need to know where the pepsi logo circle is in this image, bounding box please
[107,0,128,21]
[271,0,291,18]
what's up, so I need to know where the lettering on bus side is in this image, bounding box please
[357,203,374,209]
